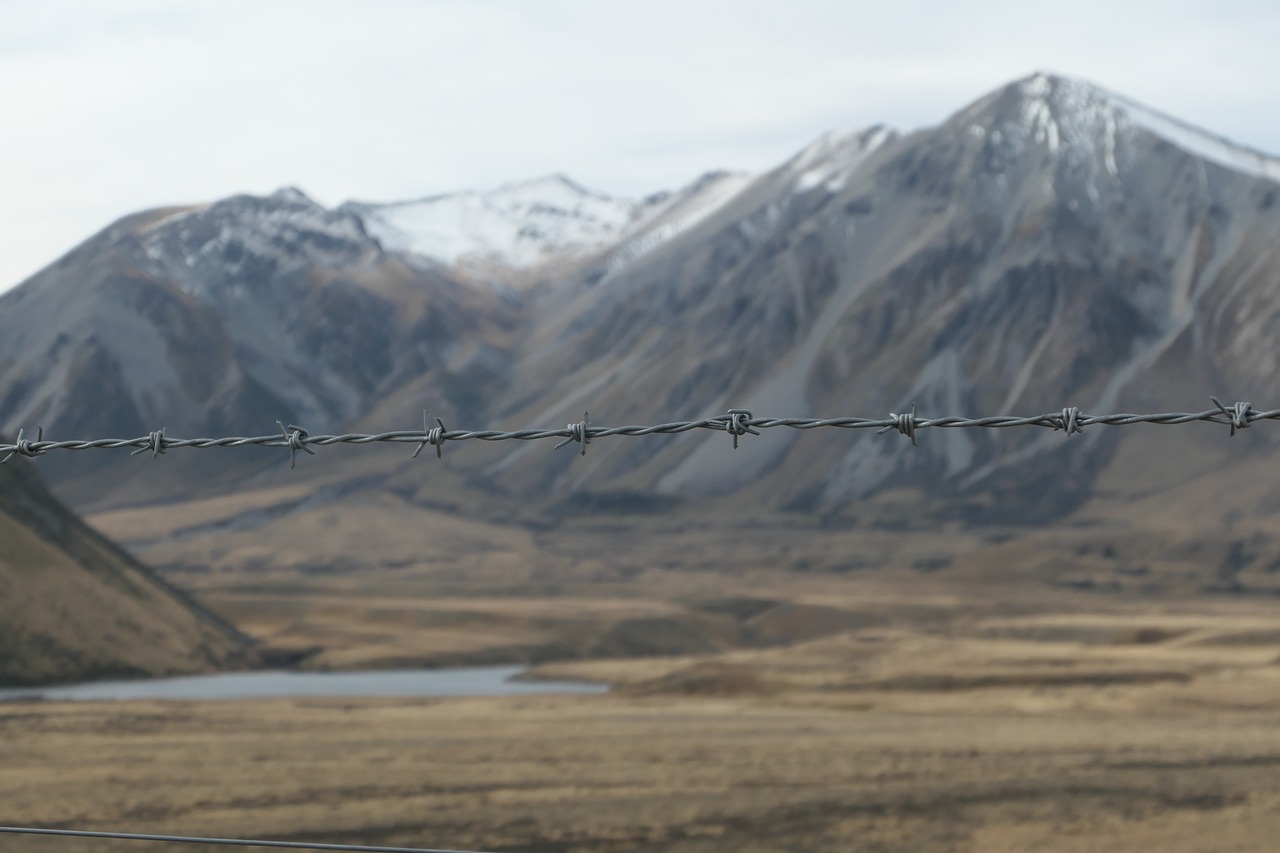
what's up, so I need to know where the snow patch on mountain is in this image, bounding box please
[1013,73,1280,184]
[345,175,640,271]
[790,125,895,193]
[1020,75,1060,153]
[603,171,757,278]
[136,188,371,301]
[1121,99,1280,184]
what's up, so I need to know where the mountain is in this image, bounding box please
[341,175,641,282]
[5,72,1280,541]
[476,73,1280,520]
[341,171,756,286]
[0,187,522,503]
[594,169,776,285]
[0,450,250,685]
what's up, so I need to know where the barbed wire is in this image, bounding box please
[0,398,1269,468]
[0,399,1268,850]
[0,825,493,852]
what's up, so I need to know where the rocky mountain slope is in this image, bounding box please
[479,74,1280,521]
[0,187,522,503]
[0,451,251,685]
[4,73,1280,536]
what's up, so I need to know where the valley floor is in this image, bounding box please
[8,594,1280,852]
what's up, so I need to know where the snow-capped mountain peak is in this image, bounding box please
[342,175,642,274]
[980,72,1280,184]
[134,187,371,305]
[340,168,767,282]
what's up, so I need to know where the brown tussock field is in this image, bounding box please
[47,496,1280,850]
[9,596,1280,852]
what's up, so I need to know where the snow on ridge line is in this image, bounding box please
[1022,73,1280,184]
[1118,97,1280,184]
[605,171,758,278]
[348,169,762,275]
[348,125,893,276]
[349,175,641,269]
[793,125,895,193]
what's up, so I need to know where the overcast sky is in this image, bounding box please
[2,0,1278,291]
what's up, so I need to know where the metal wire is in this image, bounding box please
[0,397,1269,467]
[0,399,1266,848]
[0,826,494,852]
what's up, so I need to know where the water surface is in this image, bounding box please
[0,665,607,702]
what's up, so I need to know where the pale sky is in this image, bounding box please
[2,0,1278,291]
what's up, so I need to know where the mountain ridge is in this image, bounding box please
[5,71,1280,540]
[463,71,1280,518]
[339,169,764,285]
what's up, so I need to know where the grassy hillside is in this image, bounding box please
[0,453,251,686]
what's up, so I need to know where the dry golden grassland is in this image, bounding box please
[8,594,1280,852]
[63,488,1280,850]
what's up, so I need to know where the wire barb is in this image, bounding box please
[1211,396,1253,436]
[131,428,168,458]
[276,421,316,469]
[412,413,449,459]
[0,427,44,464]
[1055,406,1085,436]
[723,408,759,449]
[878,402,919,446]
[554,411,591,456]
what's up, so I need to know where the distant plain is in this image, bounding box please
[16,498,1280,851]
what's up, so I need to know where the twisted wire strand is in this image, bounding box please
[0,404,1272,846]
[0,825,492,853]
[3,402,1276,465]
